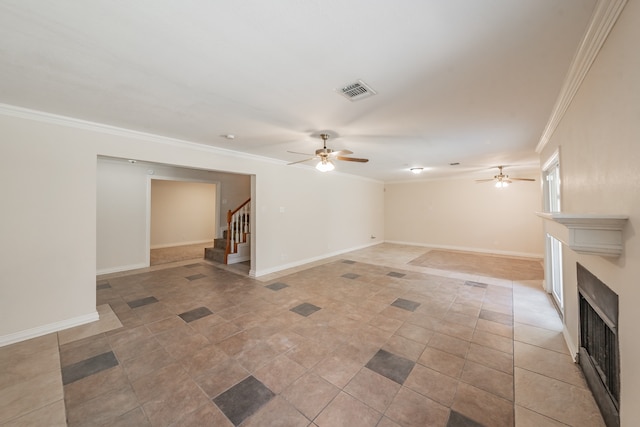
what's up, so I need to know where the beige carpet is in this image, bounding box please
[150,241,213,266]
[408,249,543,280]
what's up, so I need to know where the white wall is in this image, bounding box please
[150,180,216,249]
[385,174,544,257]
[539,2,640,424]
[0,110,384,343]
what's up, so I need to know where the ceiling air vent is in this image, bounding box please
[337,79,377,101]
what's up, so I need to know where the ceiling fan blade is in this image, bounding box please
[511,177,536,181]
[287,157,316,165]
[287,150,314,156]
[329,149,353,156]
[336,156,369,163]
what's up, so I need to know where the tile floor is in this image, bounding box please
[0,244,606,426]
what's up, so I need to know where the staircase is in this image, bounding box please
[205,198,250,265]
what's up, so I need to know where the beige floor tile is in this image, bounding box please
[452,382,514,427]
[376,417,402,427]
[404,364,459,406]
[515,405,569,427]
[242,397,309,427]
[476,318,513,338]
[282,373,340,420]
[472,330,513,354]
[194,358,249,399]
[65,384,139,426]
[461,360,514,401]
[514,322,569,354]
[344,368,401,413]
[57,304,123,345]
[142,379,211,427]
[385,387,450,427]
[253,354,307,394]
[394,323,434,344]
[314,353,363,388]
[382,335,426,361]
[0,370,63,424]
[0,334,58,363]
[417,347,465,379]
[315,392,381,427]
[514,368,605,427]
[64,365,130,409]
[0,342,60,390]
[0,399,66,427]
[427,332,470,358]
[514,342,586,388]
[170,403,233,427]
[467,343,513,374]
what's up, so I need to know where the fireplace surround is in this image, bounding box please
[577,263,620,427]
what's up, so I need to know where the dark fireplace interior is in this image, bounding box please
[577,263,620,427]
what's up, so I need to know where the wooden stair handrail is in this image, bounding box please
[225,198,251,263]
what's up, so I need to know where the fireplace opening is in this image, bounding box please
[577,263,619,427]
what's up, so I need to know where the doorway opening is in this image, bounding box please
[149,178,217,266]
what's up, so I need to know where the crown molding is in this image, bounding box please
[535,0,628,153]
[0,102,283,165]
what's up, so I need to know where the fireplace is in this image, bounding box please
[577,263,620,427]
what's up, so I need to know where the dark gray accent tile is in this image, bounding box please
[342,273,360,279]
[127,296,158,309]
[365,349,415,385]
[447,410,486,427]
[464,281,488,288]
[391,298,421,312]
[186,273,206,281]
[184,263,203,268]
[387,271,406,278]
[179,306,213,323]
[62,351,119,385]
[97,282,112,290]
[266,282,289,291]
[479,309,513,326]
[342,260,356,264]
[290,302,322,317]
[213,376,275,426]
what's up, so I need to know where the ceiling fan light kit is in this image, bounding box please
[287,132,369,172]
[476,165,535,188]
[316,158,335,172]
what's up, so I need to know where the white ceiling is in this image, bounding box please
[0,0,597,182]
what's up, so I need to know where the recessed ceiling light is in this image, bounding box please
[223,134,235,140]
[410,167,423,174]
[128,159,137,164]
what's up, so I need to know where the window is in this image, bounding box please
[543,149,563,312]
[542,151,561,212]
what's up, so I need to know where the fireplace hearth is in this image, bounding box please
[577,263,619,427]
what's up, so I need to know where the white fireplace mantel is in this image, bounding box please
[537,212,629,257]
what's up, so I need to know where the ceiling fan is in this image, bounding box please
[476,165,535,188]
[287,133,369,172]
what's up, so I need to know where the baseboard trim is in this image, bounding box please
[384,240,543,260]
[97,262,148,275]
[253,241,382,277]
[563,325,579,362]
[0,311,99,348]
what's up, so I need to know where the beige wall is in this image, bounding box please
[150,180,216,249]
[385,174,544,257]
[539,2,640,424]
[0,112,384,344]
